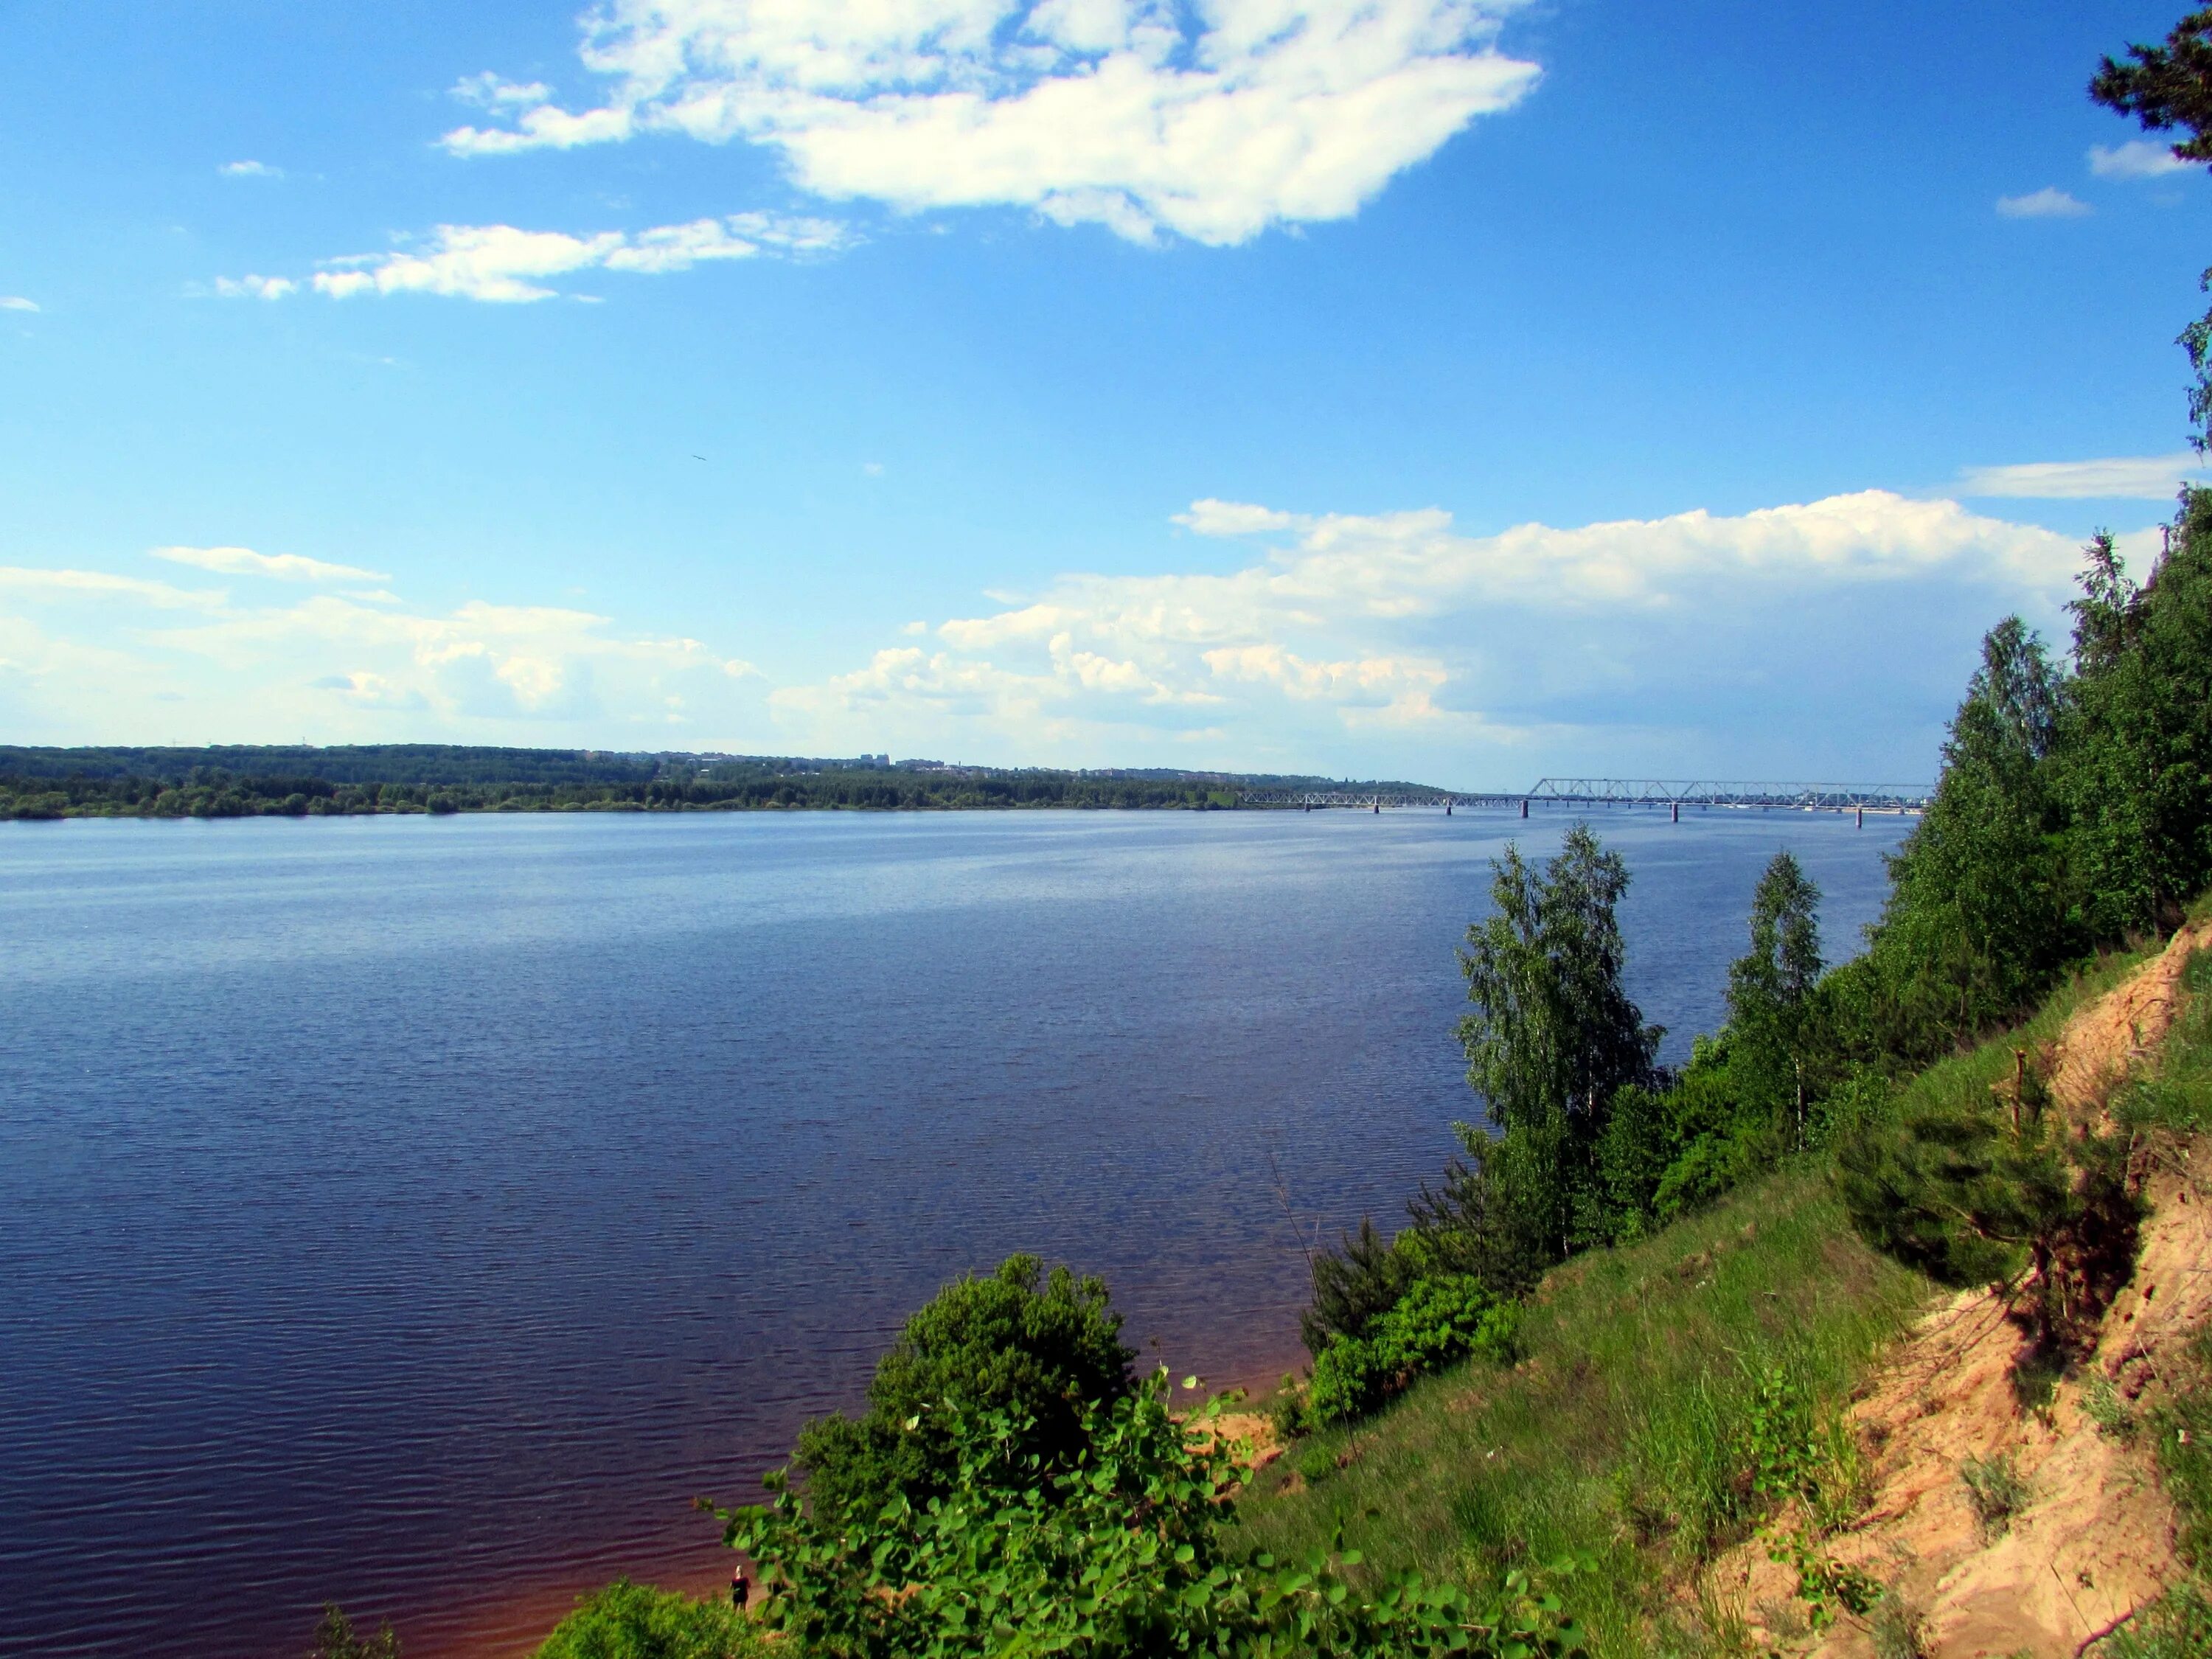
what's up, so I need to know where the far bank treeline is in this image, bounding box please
[0,746,1444,820]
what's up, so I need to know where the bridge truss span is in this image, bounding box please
[1233,778,1932,815]
[1525,778,1932,813]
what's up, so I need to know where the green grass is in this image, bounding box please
[1232,1168,1925,1657]
[1233,945,2168,1658]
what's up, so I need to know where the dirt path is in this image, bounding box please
[1714,921,2212,1658]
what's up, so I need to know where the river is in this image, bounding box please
[0,805,1910,1657]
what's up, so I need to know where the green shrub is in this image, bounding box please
[720,1368,1588,1658]
[1837,1060,2140,1356]
[1305,1276,1519,1426]
[793,1253,1133,1527]
[532,1581,761,1659]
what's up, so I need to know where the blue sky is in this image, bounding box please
[2,1,2208,787]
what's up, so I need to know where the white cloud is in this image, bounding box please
[1,576,763,741]
[0,296,38,313]
[213,274,298,300]
[151,544,391,582]
[439,0,1543,245]
[1956,451,2204,501]
[0,566,224,610]
[1997,187,2091,219]
[305,213,850,302]
[773,489,2091,761]
[2088,139,2192,181]
[453,72,554,108]
[220,159,285,178]
[1175,498,1301,535]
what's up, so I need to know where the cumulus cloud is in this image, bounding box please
[772,490,2093,761]
[439,0,1543,245]
[1956,451,2204,501]
[1997,187,2091,219]
[151,544,390,582]
[2088,139,2193,181]
[219,159,285,178]
[0,557,764,742]
[303,213,851,302]
[0,296,38,313]
[213,274,298,300]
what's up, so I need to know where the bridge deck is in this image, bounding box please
[1234,777,1931,813]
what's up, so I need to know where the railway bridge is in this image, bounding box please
[1234,778,1933,824]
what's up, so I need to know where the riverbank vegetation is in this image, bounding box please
[0,745,1437,821]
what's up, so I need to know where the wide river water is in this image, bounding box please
[0,806,1911,1658]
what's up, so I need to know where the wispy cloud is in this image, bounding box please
[437,0,1543,246]
[219,159,285,179]
[291,213,851,303]
[151,544,390,582]
[213,274,297,300]
[1955,451,2204,501]
[1997,187,2091,219]
[0,566,223,610]
[2088,139,2192,181]
[0,296,39,313]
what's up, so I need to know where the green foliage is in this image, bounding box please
[309,1604,400,1659]
[1958,1451,2030,1541]
[720,1367,1590,1658]
[2084,1374,2140,1444]
[2110,1582,2212,1659]
[2092,9,2212,450]
[1835,1051,2140,1353]
[0,744,1452,819]
[2153,1327,2212,1571]
[1854,618,2076,1061]
[794,1253,1133,1529]
[1723,852,1826,1143]
[532,1581,763,1659]
[1458,825,1662,1140]
[1305,1278,1519,1427]
[1303,1219,1418,1355]
[1244,1171,1930,1659]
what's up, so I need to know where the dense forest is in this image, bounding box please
[0,745,1437,820]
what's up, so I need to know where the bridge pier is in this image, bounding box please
[1671,801,1679,823]
[1520,798,1528,818]
[1856,806,1863,828]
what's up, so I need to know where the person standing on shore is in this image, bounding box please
[731,1563,749,1612]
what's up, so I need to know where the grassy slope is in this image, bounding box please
[1233,945,2163,1658]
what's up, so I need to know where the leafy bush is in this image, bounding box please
[719,1368,1588,1658]
[532,1581,762,1659]
[1305,1276,1520,1426]
[793,1253,1133,1527]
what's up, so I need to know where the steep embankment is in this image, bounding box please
[1234,928,2212,1659]
[1720,921,2212,1658]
